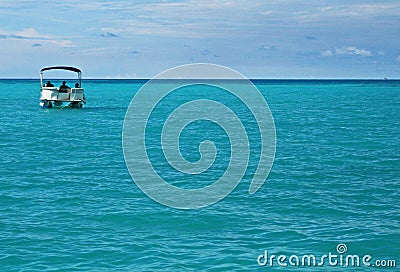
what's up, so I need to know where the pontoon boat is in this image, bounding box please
[39,66,86,108]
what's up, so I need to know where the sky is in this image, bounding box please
[0,0,399,78]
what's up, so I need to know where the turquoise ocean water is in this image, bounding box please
[1,79,399,271]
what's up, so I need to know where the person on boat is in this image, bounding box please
[59,81,70,92]
[75,82,80,88]
[44,81,54,87]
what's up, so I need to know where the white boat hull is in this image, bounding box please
[39,87,86,108]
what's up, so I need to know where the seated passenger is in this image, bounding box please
[59,81,70,92]
[44,81,54,87]
[75,82,80,88]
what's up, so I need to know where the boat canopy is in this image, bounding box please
[40,66,81,73]
[40,66,82,88]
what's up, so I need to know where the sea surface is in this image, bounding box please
[1,79,399,271]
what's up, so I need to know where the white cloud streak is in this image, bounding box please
[335,46,372,56]
[0,28,74,47]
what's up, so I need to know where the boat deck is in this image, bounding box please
[40,87,85,102]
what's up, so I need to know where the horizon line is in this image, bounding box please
[0,77,398,80]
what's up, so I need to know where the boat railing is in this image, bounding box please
[69,88,84,101]
[40,87,84,101]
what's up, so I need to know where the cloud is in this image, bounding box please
[397,56,400,62]
[258,44,276,51]
[183,45,217,57]
[99,32,118,38]
[0,34,17,39]
[335,46,372,56]
[55,40,74,47]
[321,47,375,57]
[0,28,51,40]
[0,1,399,78]
[0,28,45,40]
[296,51,319,57]
[321,50,333,57]
[94,1,271,38]
[15,28,44,38]
[0,28,73,47]
[199,48,210,56]
[317,3,400,18]
[304,36,316,40]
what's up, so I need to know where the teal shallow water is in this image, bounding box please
[0,79,399,271]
